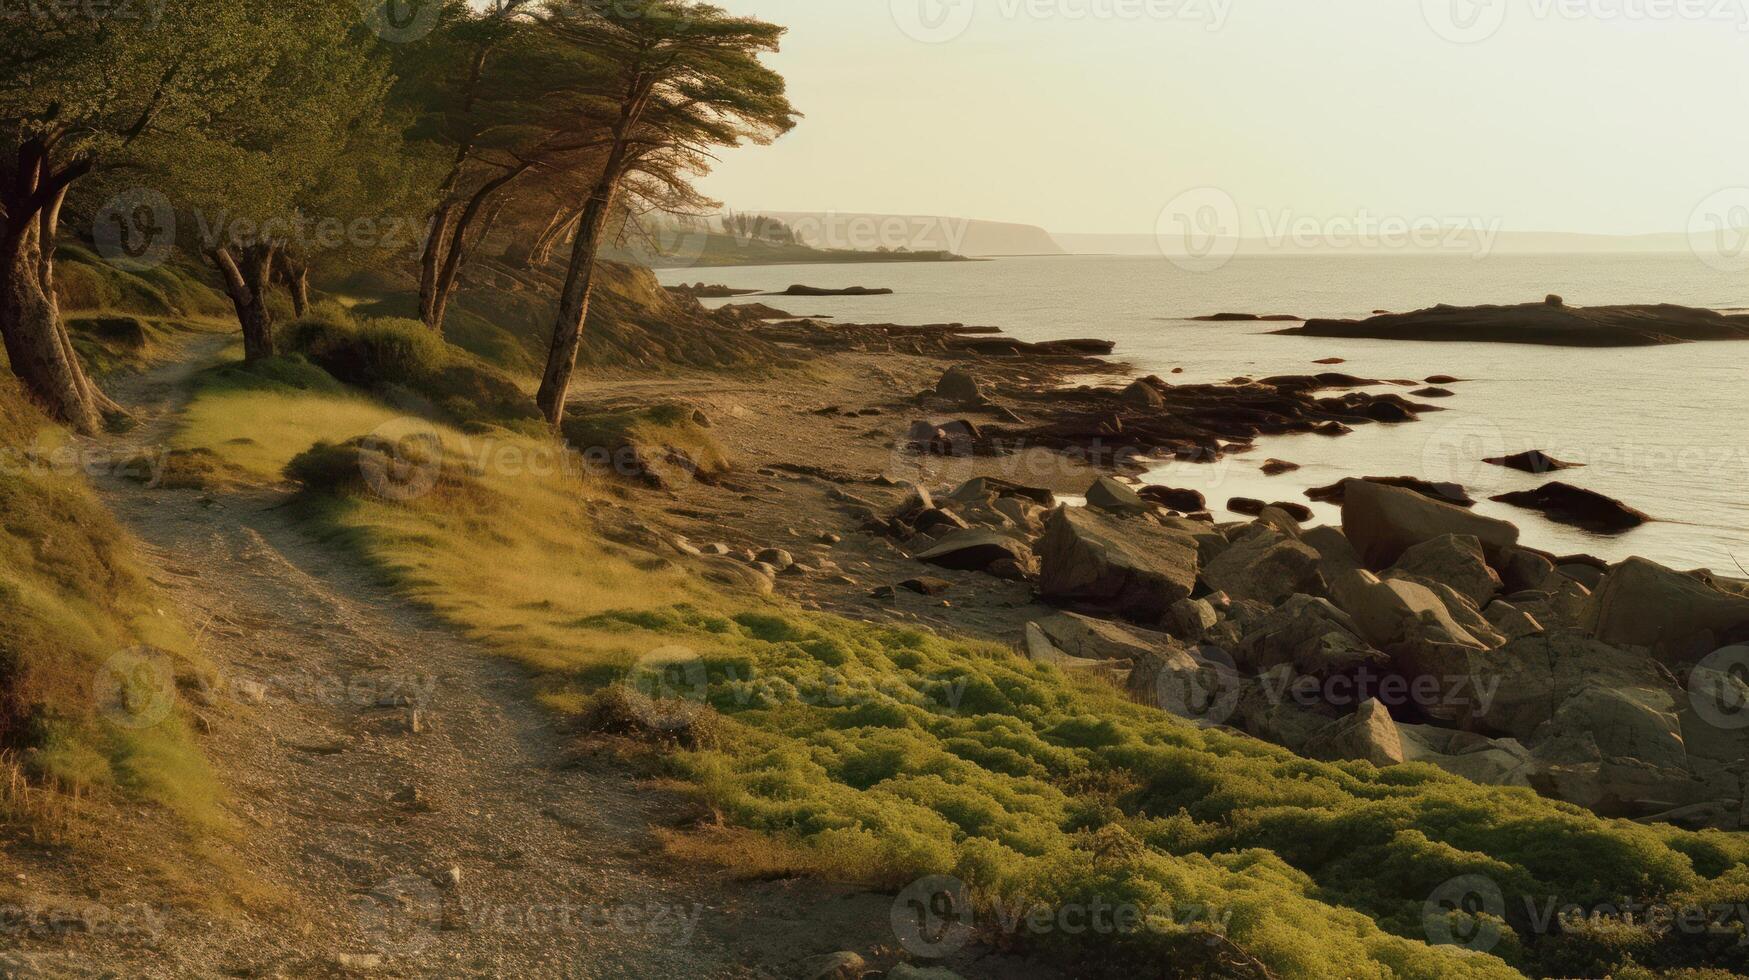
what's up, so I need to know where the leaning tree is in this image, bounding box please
[531,0,799,428]
[0,1,279,431]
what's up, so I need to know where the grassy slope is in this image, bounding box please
[0,247,268,914]
[168,314,1749,978]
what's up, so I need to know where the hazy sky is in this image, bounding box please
[694,0,1749,236]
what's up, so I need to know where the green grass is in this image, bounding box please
[163,357,1749,979]
[0,377,222,834]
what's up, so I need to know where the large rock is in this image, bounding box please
[1304,700,1405,767]
[1032,612,1171,662]
[1491,482,1652,533]
[935,366,986,406]
[1138,486,1207,513]
[1584,557,1749,664]
[917,529,1033,572]
[1023,623,1130,685]
[1341,479,1518,569]
[699,557,775,596]
[1129,646,1245,726]
[1199,526,1324,605]
[1388,534,1500,610]
[1085,477,1148,516]
[1038,506,1200,624]
[1399,725,1535,787]
[1233,594,1385,678]
[1121,379,1166,409]
[1465,633,1670,739]
[1328,570,1485,652]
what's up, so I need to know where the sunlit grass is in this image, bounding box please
[165,350,1749,980]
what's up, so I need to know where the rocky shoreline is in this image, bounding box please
[638,306,1748,830]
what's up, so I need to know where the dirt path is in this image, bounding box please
[8,339,913,978]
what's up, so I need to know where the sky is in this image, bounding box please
[693,0,1749,237]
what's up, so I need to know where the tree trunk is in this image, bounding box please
[210,244,277,361]
[276,253,310,318]
[0,220,104,434]
[429,164,529,335]
[535,173,620,429]
[417,203,456,327]
[530,209,581,269]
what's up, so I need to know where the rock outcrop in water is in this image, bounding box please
[1275,301,1749,347]
[1491,482,1652,533]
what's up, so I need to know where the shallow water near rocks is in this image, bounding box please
[664,253,1749,574]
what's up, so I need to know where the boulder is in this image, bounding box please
[699,558,775,596]
[1304,700,1405,767]
[1484,450,1583,474]
[1200,526,1325,605]
[1138,486,1206,513]
[1585,557,1749,664]
[1302,525,1362,582]
[912,508,969,536]
[1399,724,1535,787]
[1037,506,1200,624]
[1308,476,1475,509]
[1490,482,1652,533]
[754,548,794,570]
[946,477,1054,507]
[1023,623,1130,685]
[1121,379,1166,409]
[991,496,1044,532]
[1227,497,1267,517]
[935,366,986,406]
[1234,671,1341,752]
[917,529,1034,573]
[1129,646,1245,725]
[1496,547,1557,593]
[1328,570,1485,652]
[1167,598,1220,642]
[1388,534,1501,610]
[1261,458,1301,476]
[1085,477,1149,516]
[1341,479,1518,569]
[1483,600,1544,641]
[1466,633,1670,739]
[1032,612,1172,662]
[1233,594,1385,678]
[899,577,952,596]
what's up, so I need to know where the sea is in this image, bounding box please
[659,253,1749,575]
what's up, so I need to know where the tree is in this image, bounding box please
[532,0,799,428]
[162,2,419,361]
[389,0,553,330]
[0,1,274,431]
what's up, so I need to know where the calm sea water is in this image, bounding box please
[661,254,1749,574]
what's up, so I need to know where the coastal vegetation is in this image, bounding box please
[3,2,1748,978]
